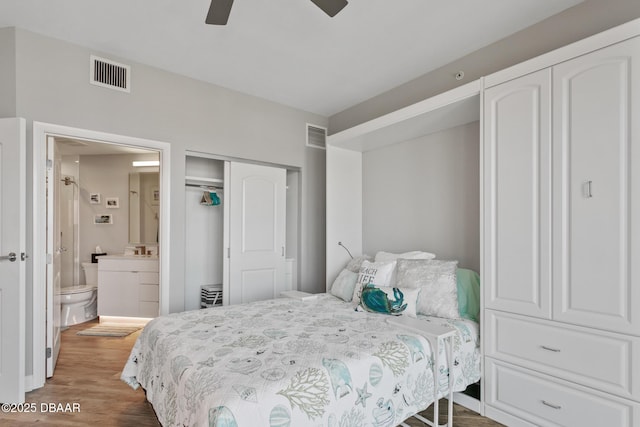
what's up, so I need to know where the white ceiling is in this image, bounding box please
[0,0,582,116]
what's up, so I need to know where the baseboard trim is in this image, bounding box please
[453,391,482,413]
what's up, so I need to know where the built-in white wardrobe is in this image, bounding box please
[185,154,298,309]
[483,25,640,427]
[327,16,640,427]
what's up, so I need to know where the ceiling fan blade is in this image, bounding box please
[206,0,234,25]
[310,0,348,17]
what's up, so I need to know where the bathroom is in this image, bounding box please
[55,137,160,328]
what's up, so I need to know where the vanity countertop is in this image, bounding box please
[98,255,159,261]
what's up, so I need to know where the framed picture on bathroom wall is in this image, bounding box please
[105,197,119,208]
[93,214,113,225]
[150,186,160,205]
[89,193,101,204]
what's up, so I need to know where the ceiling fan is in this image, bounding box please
[206,0,348,25]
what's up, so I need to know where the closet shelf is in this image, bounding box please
[185,176,224,186]
[185,176,223,191]
[185,176,223,184]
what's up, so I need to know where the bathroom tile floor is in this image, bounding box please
[0,319,502,426]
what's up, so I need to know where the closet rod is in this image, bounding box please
[185,183,223,190]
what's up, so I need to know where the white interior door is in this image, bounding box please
[46,136,61,377]
[0,118,26,403]
[227,162,286,305]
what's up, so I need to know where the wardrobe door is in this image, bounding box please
[484,68,552,319]
[553,37,640,334]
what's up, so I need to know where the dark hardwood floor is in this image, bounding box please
[0,319,503,426]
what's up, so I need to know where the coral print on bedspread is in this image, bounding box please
[122,294,480,427]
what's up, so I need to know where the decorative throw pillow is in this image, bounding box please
[345,255,373,273]
[352,260,396,305]
[330,269,358,302]
[374,251,437,285]
[358,285,420,317]
[395,259,460,319]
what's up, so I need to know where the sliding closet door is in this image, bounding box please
[226,162,287,305]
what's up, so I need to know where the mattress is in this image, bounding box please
[122,293,480,426]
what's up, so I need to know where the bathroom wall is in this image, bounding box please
[78,152,159,271]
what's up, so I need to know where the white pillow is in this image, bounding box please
[395,259,460,319]
[374,251,437,286]
[345,255,373,273]
[352,260,396,305]
[374,251,436,262]
[330,269,358,302]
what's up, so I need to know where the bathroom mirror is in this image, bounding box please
[129,172,160,244]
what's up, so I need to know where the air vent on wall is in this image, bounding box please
[306,124,327,149]
[90,55,130,93]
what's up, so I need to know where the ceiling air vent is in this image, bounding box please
[90,55,130,93]
[306,124,327,149]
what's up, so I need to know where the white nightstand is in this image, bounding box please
[387,316,456,427]
[279,290,318,301]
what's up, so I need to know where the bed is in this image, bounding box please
[122,291,481,426]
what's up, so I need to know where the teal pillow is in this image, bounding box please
[456,268,480,322]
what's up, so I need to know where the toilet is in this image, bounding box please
[59,262,98,328]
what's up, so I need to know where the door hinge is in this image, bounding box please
[46,159,53,169]
[46,347,52,358]
[46,253,53,264]
[227,248,230,258]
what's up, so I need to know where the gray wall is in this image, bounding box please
[10,26,327,300]
[0,27,16,117]
[4,27,327,378]
[329,0,640,133]
[362,122,480,272]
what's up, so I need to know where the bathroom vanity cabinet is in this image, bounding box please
[97,256,159,318]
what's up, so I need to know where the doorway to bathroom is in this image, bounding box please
[48,136,160,376]
[32,122,170,387]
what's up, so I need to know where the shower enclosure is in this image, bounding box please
[59,174,79,287]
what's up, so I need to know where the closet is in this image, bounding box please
[185,154,297,309]
[185,155,225,310]
[483,34,640,426]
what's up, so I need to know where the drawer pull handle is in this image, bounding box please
[542,400,562,410]
[541,345,561,353]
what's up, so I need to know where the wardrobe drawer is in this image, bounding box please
[485,310,639,400]
[485,359,639,427]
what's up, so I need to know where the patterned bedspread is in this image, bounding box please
[122,294,480,427]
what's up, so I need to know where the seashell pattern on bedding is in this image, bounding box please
[122,293,481,426]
